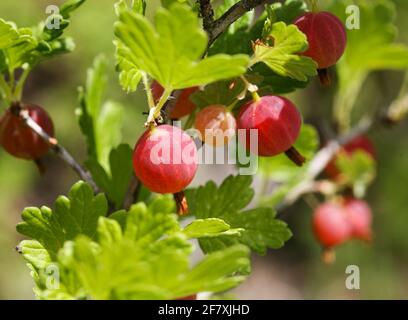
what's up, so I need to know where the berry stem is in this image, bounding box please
[142,73,155,109]
[174,191,189,216]
[13,64,31,101]
[308,0,319,12]
[0,75,11,104]
[147,88,172,126]
[317,69,331,87]
[285,146,306,167]
[226,99,239,112]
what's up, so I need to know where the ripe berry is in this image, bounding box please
[151,81,198,119]
[133,124,198,194]
[313,202,351,248]
[325,135,375,179]
[237,95,304,165]
[194,104,236,146]
[0,104,54,160]
[294,12,347,69]
[344,198,373,242]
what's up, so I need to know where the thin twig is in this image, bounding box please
[208,0,269,45]
[279,118,373,209]
[10,102,100,193]
[123,175,141,210]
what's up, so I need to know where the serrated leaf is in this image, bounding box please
[251,22,317,81]
[16,181,108,258]
[190,79,246,109]
[186,175,291,254]
[114,4,249,90]
[17,240,52,271]
[0,19,20,49]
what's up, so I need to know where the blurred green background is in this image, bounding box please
[0,0,408,299]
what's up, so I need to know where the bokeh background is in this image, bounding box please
[0,0,408,299]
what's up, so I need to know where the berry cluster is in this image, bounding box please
[313,198,373,248]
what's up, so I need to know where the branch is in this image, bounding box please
[279,118,373,209]
[122,175,141,210]
[11,102,100,194]
[198,0,215,32]
[208,0,268,45]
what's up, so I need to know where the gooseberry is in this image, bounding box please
[313,202,351,248]
[237,95,304,165]
[132,124,198,194]
[344,198,373,242]
[0,104,54,160]
[294,11,347,70]
[194,104,236,146]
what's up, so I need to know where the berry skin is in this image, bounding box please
[325,135,375,179]
[194,104,236,146]
[294,12,347,69]
[237,96,302,157]
[313,202,351,248]
[344,198,373,242]
[151,81,198,119]
[133,124,198,194]
[0,104,54,160]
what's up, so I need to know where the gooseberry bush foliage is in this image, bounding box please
[0,0,408,299]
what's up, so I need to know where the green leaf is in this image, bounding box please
[265,0,307,25]
[114,3,249,90]
[77,55,128,205]
[60,0,87,18]
[186,175,292,254]
[332,0,408,129]
[77,58,124,169]
[0,19,20,49]
[190,78,246,110]
[222,208,292,254]
[183,218,243,239]
[86,144,140,209]
[17,240,52,271]
[336,150,377,198]
[16,181,108,258]
[251,22,317,81]
[17,188,250,299]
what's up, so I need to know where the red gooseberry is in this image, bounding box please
[237,95,304,165]
[132,124,198,194]
[194,104,236,146]
[151,81,198,119]
[294,11,347,70]
[313,202,351,248]
[0,104,54,160]
[344,198,373,242]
